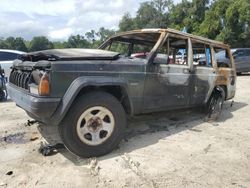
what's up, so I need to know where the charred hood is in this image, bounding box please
[18,48,120,62]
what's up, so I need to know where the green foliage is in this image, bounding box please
[169,0,192,30]
[120,0,250,47]
[198,0,250,47]
[0,0,249,50]
[85,30,97,43]
[0,38,9,49]
[0,37,27,51]
[14,37,28,52]
[123,0,173,30]
[29,36,53,52]
[52,41,68,49]
[119,13,136,31]
[96,27,116,43]
[66,35,90,48]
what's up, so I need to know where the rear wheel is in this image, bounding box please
[59,91,126,157]
[205,87,225,121]
[0,89,6,101]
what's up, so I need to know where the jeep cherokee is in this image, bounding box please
[7,29,236,157]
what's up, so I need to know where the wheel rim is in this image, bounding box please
[76,106,115,146]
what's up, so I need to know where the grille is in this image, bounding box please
[9,70,31,89]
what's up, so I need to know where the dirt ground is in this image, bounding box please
[0,75,250,188]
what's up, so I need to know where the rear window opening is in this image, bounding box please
[191,41,212,67]
[214,47,232,68]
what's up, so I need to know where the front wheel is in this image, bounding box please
[59,91,126,158]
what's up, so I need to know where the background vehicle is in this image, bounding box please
[0,49,26,79]
[232,48,250,74]
[7,29,236,157]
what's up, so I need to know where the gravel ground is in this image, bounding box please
[0,75,250,188]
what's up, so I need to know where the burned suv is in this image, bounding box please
[7,29,236,157]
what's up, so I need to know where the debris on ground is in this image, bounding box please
[0,132,26,144]
[87,158,100,176]
[231,100,234,107]
[0,182,7,186]
[39,142,65,156]
[189,128,202,132]
[25,120,38,127]
[30,132,39,141]
[6,171,13,176]
[204,144,212,154]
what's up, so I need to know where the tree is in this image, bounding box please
[0,37,28,51]
[135,2,158,28]
[96,27,116,43]
[198,0,232,39]
[222,0,250,47]
[198,0,250,47]
[119,13,136,32]
[169,0,192,30]
[14,37,28,52]
[135,0,173,29]
[66,35,90,48]
[52,41,68,49]
[29,36,54,51]
[5,37,16,49]
[0,38,9,49]
[85,30,97,43]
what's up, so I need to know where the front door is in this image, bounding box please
[143,36,192,112]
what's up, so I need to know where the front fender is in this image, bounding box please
[50,76,130,125]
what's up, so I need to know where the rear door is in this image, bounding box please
[189,41,217,105]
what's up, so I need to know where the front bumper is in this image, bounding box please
[7,83,60,123]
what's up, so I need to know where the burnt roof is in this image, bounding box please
[109,28,229,48]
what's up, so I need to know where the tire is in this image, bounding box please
[205,87,225,121]
[59,91,126,158]
[0,89,5,101]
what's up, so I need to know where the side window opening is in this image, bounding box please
[130,43,154,59]
[192,41,212,67]
[214,47,232,68]
[154,36,188,65]
[108,41,130,56]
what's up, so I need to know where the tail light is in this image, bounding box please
[38,72,50,96]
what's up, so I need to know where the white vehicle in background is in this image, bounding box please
[0,49,26,79]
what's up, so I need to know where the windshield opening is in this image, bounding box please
[100,32,161,59]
